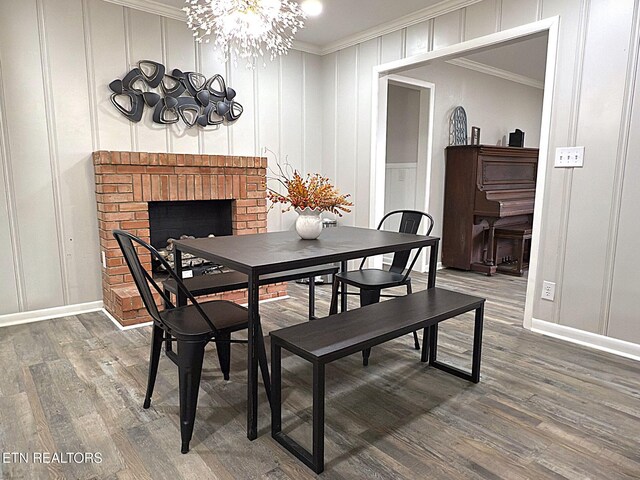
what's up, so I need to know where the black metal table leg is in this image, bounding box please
[340,261,348,312]
[256,318,271,404]
[427,240,439,289]
[308,276,316,320]
[174,248,186,307]
[247,271,260,440]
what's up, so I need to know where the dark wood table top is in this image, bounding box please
[172,226,439,275]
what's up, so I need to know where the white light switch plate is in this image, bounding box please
[555,146,584,168]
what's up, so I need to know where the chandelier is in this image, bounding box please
[184,0,306,66]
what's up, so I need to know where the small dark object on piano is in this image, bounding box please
[509,129,525,147]
[471,126,481,145]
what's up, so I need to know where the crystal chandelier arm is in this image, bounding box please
[184,0,306,67]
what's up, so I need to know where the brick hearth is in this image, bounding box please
[93,151,286,326]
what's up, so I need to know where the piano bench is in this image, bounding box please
[493,224,532,276]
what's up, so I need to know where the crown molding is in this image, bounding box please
[447,57,544,89]
[102,0,186,21]
[102,0,483,57]
[292,40,323,56]
[319,0,483,55]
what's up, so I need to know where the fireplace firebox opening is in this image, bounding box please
[148,199,233,278]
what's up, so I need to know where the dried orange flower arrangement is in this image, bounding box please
[265,153,353,216]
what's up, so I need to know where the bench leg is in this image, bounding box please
[471,304,484,383]
[271,339,282,437]
[271,341,326,474]
[429,305,484,384]
[312,363,325,473]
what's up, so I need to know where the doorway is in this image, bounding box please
[382,78,435,271]
[370,18,559,329]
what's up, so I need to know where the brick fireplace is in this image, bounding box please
[93,151,287,326]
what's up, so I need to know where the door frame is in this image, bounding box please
[369,17,560,330]
[378,75,435,273]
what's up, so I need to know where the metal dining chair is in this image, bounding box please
[329,210,435,366]
[113,230,270,454]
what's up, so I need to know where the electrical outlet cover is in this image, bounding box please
[542,281,556,301]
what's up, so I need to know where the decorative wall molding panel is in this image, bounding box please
[109,60,242,127]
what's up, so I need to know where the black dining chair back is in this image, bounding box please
[384,210,435,275]
[113,229,258,454]
[331,210,435,366]
[356,210,435,276]
[113,229,218,334]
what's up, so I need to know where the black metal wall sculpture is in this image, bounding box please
[109,60,242,127]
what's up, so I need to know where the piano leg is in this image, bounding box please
[471,218,498,276]
[485,221,497,267]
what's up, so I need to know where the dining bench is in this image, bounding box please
[269,287,485,473]
[163,264,339,321]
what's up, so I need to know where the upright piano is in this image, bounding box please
[442,145,539,275]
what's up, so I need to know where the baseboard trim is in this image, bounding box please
[104,295,292,331]
[531,318,640,362]
[101,308,153,331]
[240,295,291,307]
[0,301,104,328]
[382,261,444,273]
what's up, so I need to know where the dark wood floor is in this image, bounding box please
[1,269,639,479]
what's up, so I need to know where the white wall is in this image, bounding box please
[384,85,421,239]
[0,0,322,315]
[386,85,421,164]
[319,0,640,348]
[2,0,640,352]
[402,60,543,252]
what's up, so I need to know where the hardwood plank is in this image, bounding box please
[0,269,638,478]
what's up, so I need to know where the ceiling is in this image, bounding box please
[154,0,444,48]
[462,33,548,82]
[146,0,548,84]
[294,0,444,47]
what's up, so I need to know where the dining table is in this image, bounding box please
[171,226,440,440]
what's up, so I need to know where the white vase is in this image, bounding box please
[295,207,323,240]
